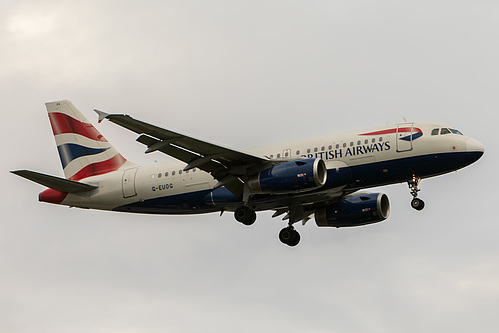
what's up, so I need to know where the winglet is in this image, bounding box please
[94,109,110,123]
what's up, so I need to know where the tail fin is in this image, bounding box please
[46,100,128,180]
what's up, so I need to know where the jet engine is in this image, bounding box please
[248,158,327,194]
[315,193,390,227]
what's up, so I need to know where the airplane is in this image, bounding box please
[11,100,484,246]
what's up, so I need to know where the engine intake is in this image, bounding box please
[315,193,390,227]
[248,158,327,194]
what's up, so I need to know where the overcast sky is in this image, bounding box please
[1,1,498,332]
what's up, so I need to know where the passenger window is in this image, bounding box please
[158,173,162,178]
[314,147,318,152]
[441,128,451,135]
[165,172,168,177]
[431,128,439,136]
[269,155,274,158]
[296,150,300,155]
[379,137,383,142]
[336,144,340,149]
[372,138,375,143]
[179,170,182,175]
[328,145,332,150]
[172,171,175,176]
[193,168,196,172]
[307,149,311,154]
[343,143,347,148]
[277,153,281,158]
[321,146,325,151]
[350,142,354,147]
[364,139,368,144]
[357,141,361,145]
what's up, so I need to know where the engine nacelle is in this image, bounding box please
[248,158,327,194]
[315,193,390,227]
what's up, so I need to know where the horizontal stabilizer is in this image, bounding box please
[11,170,98,193]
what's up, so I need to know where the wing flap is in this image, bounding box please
[11,170,98,193]
[136,134,222,173]
[136,134,244,196]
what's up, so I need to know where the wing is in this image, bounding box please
[95,110,270,197]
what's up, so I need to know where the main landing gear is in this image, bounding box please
[279,226,300,247]
[234,205,302,247]
[234,206,257,226]
[408,176,425,211]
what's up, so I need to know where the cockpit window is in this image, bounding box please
[450,128,463,135]
[433,127,464,136]
[440,128,451,135]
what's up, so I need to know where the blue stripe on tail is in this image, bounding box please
[57,143,110,168]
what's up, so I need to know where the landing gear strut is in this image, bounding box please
[408,176,425,211]
[279,226,300,247]
[234,206,257,225]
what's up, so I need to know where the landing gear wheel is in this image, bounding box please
[408,176,425,211]
[279,227,300,247]
[411,198,425,211]
[288,231,300,247]
[234,206,256,225]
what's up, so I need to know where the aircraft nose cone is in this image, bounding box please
[464,138,484,165]
[466,138,484,154]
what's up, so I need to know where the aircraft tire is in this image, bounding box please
[279,227,300,247]
[234,206,256,225]
[287,231,300,247]
[411,198,425,211]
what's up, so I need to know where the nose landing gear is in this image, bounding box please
[411,197,425,210]
[408,176,425,211]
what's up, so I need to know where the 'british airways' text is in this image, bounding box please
[302,141,391,160]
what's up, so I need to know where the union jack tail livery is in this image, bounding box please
[46,100,128,180]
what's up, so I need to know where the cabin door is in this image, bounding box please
[396,124,414,152]
[122,168,138,198]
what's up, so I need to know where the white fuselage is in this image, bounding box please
[53,121,483,214]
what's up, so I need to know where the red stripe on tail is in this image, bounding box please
[48,112,107,142]
[69,154,127,181]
